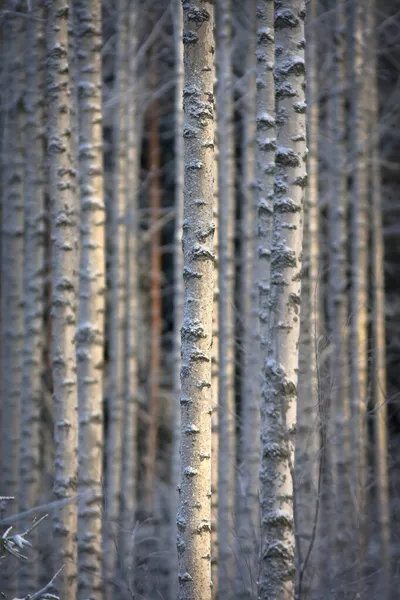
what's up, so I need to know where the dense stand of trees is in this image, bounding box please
[0,1,399,599]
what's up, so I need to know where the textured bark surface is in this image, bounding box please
[20,4,45,595]
[236,2,259,596]
[170,1,184,597]
[178,2,215,598]
[1,5,25,598]
[104,0,128,591]
[120,0,139,594]
[74,0,105,597]
[216,1,236,595]
[259,1,306,598]
[46,0,79,594]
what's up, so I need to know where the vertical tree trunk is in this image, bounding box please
[178,2,215,598]
[144,55,162,512]
[170,1,184,597]
[368,0,390,593]
[74,1,105,598]
[46,0,79,595]
[104,0,128,592]
[259,1,307,598]
[120,0,140,594]
[216,1,236,594]
[348,0,369,576]
[20,3,45,595]
[236,2,259,596]
[1,6,24,598]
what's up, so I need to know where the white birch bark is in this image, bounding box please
[170,1,184,597]
[259,1,307,598]
[368,1,390,592]
[178,2,215,598]
[236,3,260,596]
[120,0,139,594]
[349,0,369,573]
[46,0,79,594]
[74,0,105,598]
[1,6,25,598]
[104,0,128,591]
[216,1,236,594]
[20,3,45,595]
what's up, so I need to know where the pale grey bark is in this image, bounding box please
[170,1,184,598]
[74,0,105,598]
[216,1,236,595]
[368,0,390,593]
[120,0,139,594]
[1,6,25,598]
[46,0,79,594]
[259,1,306,598]
[20,3,45,596]
[178,2,215,598]
[348,0,368,574]
[104,0,128,592]
[236,3,259,597]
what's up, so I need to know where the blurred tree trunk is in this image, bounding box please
[74,0,105,598]
[1,4,25,598]
[348,0,369,579]
[178,2,215,598]
[236,2,259,597]
[258,1,306,597]
[367,0,391,594]
[170,1,184,597]
[46,0,79,595]
[295,0,320,595]
[144,51,162,513]
[104,0,128,592]
[20,2,45,595]
[120,0,140,594]
[216,1,236,595]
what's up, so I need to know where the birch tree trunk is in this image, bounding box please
[259,1,306,597]
[178,2,215,598]
[74,0,105,598]
[236,3,259,596]
[20,4,45,595]
[120,0,139,593]
[46,0,79,594]
[368,1,390,593]
[104,0,128,591]
[216,2,236,594]
[170,1,184,597]
[348,0,369,575]
[1,6,24,598]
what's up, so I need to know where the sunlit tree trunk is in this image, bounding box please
[216,1,236,594]
[259,1,307,598]
[177,2,215,598]
[46,0,79,594]
[19,3,45,596]
[104,0,128,592]
[236,3,259,596]
[1,6,25,598]
[170,1,184,597]
[348,0,368,577]
[120,0,140,594]
[74,0,105,598]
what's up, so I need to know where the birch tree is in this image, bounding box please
[170,1,184,596]
[216,1,236,594]
[74,0,105,597]
[259,1,306,597]
[178,2,215,598]
[20,4,45,595]
[46,0,79,594]
[104,0,128,590]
